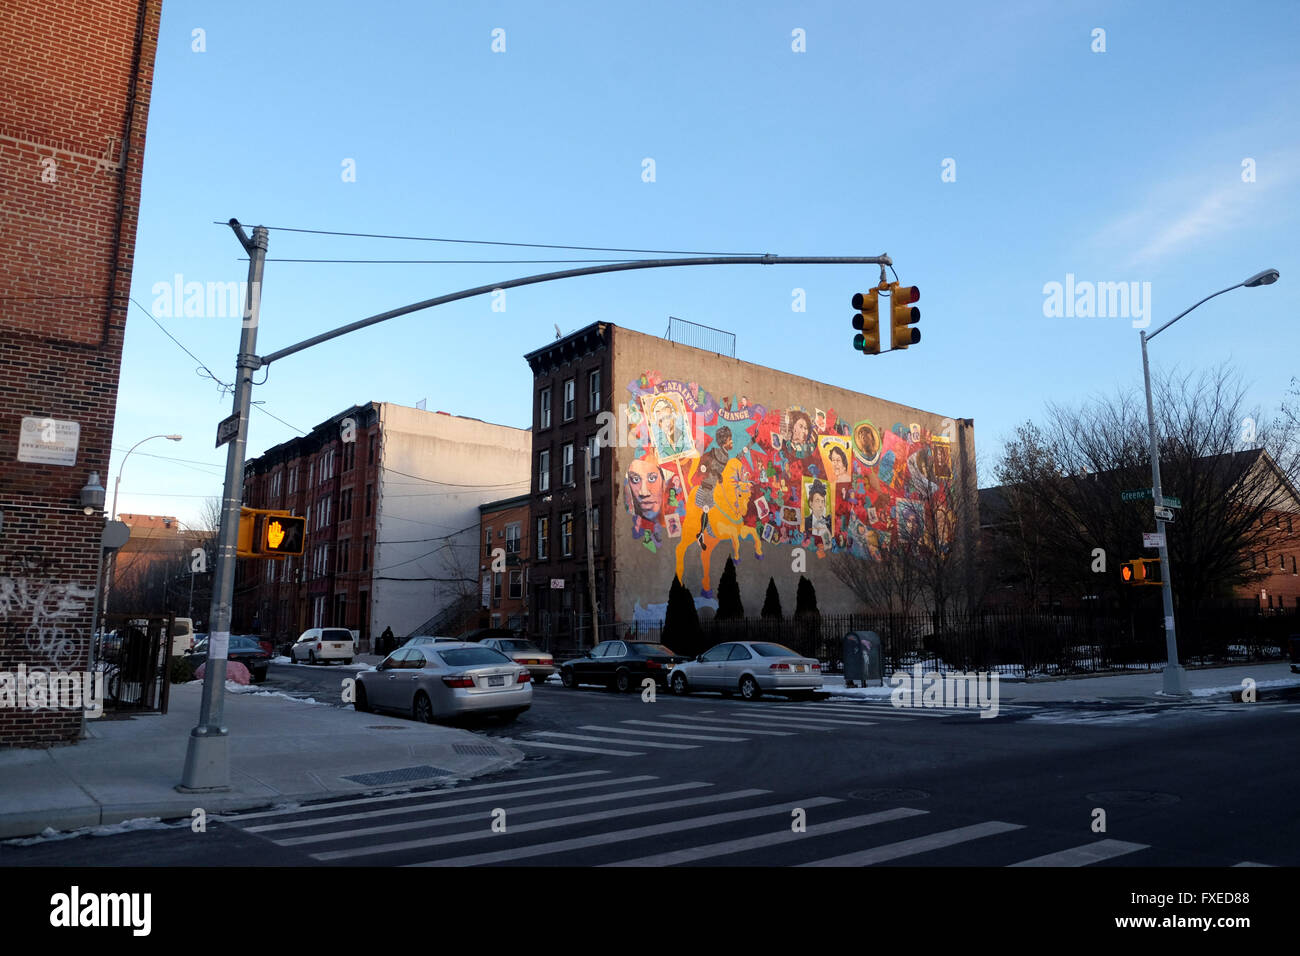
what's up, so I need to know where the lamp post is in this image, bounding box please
[100,434,182,619]
[1140,268,1279,696]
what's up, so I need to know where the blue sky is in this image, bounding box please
[112,0,1300,526]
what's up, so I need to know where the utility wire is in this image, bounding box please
[216,221,764,257]
[259,258,647,264]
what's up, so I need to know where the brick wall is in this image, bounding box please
[0,0,162,746]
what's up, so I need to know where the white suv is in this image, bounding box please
[290,627,355,665]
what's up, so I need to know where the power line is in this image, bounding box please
[216,221,764,257]
[262,258,647,265]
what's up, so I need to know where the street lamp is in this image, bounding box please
[1140,268,1279,696]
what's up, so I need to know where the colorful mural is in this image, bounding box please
[621,371,958,598]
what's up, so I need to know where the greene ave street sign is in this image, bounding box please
[1122,489,1153,501]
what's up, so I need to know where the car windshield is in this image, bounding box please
[229,636,262,650]
[437,648,511,667]
[498,640,542,652]
[751,643,800,658]
[322,629,353,641]
[629,643,676,656]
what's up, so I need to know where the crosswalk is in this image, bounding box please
[509,697,1003,758]
[1018,697,1300,725]
[216,769,1277,867]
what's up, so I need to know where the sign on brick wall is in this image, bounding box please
[16,416,80,465]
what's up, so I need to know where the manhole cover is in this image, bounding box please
[1085,790,1180,807]
[453,744,502,756]
[367,725,408,730]
[849,788,931,802]
[344,765,452,786]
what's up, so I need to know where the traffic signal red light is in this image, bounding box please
[889,283,921,349]
[851,290,880,354]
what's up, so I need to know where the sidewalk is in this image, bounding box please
[823,660,1300,703]
[0,680,523,839]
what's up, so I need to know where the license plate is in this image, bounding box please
[488,675,505,687]
[795,665,805,672]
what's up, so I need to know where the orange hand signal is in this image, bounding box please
[266,520,286,549]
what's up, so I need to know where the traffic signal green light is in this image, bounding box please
[260,515,305,556]
[889,282,921,349]
[851,290,880,354]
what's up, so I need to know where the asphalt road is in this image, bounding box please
[3,668,1298,868]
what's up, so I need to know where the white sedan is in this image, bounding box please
[669,641,822,700]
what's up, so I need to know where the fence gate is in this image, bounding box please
[97,612,172,714]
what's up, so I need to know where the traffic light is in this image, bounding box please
[1121,558,1161,586]
[237,508,306,558]
[261,515,305,556]
[889,282,921,349]
[851,290,880,354]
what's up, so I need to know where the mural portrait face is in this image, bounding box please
[829,445,850,482]
[853,421,880,465]
[625,456,667,520]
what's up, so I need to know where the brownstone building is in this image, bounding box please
[0,0,162,746]
[477,494,531,631]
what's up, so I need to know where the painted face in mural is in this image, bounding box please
[810,489,826,519]
[625,457,667,520]
[792,417,809,443]
[654,399,677,444]
[829,445,850,483]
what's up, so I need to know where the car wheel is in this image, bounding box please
[308,651,317,665]
[354,683,371,713]
[740,675,762,700]
[561,668,578,689]
[413,692,434,723]
[671,672,690,696]
[614,669,632,693]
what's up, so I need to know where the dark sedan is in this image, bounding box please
[560,641,688,693]
[188,635,271,683]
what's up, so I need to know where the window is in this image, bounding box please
[538,450,550,492]
[509,570,522,599]
[536,516,549,560]
[1292,555,1297,575]
[587,435,601,478]
[308,460,315,486]
[339,539,350,573]
[493,572,502,601]
[306,504,312,528]
[287,467,298,495]
[362,535,370,571]
[368,433,377,465]
[562,443,574,485]
[591,506,600,552]
[539,387,552,429]
[561,512,573,557]
[563,378,575,421]
[340,488,353,521]
[343,441,356,472]
[485,524,493,547]
[270,471,282,499]
[505,522,521,555]
[365,484,374,516]
[588,369,601,413]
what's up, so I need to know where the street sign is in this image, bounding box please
[1122,489,1152,501]
[215,412,240,448]
[1154,506,1174,521]
[1158,495,1181,508]
[1143,532,1165,548]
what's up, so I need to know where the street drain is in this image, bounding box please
[344,765,453,786]
[849,788,931,802]
[1085,790,1180,807]
[453,744,502,756]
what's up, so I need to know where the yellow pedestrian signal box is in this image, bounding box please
[1121,558,1161,586]
[237,508,306,559]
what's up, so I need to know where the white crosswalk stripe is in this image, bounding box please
[578,724,747,742]
[646,713,836,731]
[312,787,772,861]
[624,718,794,736]
[241,774,658,833]
[602,807,928,867]
[800,821,1025,866]
[527,731,699,750]
[684,708,876,728]
[1008,839,1148,867]
[512,739,645,756]
[408,795,843,867]
[272,781,713,847]
[219,770,611,822]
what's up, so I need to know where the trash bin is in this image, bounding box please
[843,631,883,687]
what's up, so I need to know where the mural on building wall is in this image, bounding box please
[622,371,959,605]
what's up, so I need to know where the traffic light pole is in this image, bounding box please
[179,222,268,791]
[1140,330,1187,696]
[179,224,892,790]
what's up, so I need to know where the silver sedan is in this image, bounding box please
[668,641,822,700]
[355,642,532,722]
[479,638,556,682]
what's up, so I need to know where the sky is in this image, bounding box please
[110,0,1300,527]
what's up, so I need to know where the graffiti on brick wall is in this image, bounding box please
[0,554,94,667]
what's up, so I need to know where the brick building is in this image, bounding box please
[237,403,530,649]
[107,514,206,619]
[476,494,531,631]
[0,0,162,746]
[524,323,977,650]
